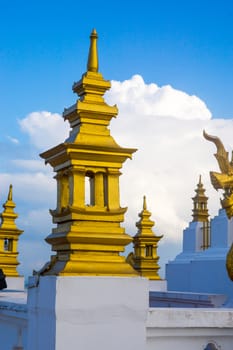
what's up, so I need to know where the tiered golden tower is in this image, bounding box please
[128,196,163,280]
[0,185,23,276]
[40,30,138,276]
[192,175,209,223]
[192,175,210,250]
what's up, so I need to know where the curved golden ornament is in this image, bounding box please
[203,130,233,219]
[203,130,233,175]
[226,243,233,281]
[204,130,233,281]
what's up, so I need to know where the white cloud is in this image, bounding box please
[105,75,232,241]
[18,111,70,149]
[7,136,19,144]
[106,75,212,120]
[0,172,55,206]
[5,75,233,277]
[11,159,48,172]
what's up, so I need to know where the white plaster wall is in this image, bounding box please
[228,217,233,246]
[0,308,27,349]
[6,277,25,290]
[149,279,167,291]
[27,276,56,350]
[211,209,232,248]
[166,261,191,291]
[146,308,233,350]
[27,276,149,350]
[166,209,233,299]
[166,256,233,299]
[2,286,233,350]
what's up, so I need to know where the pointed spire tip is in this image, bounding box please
[87,28,99,72]
[8,184,13,201]
[143,195,147,210]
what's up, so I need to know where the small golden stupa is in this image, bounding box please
[127,196,163,280]
[40,30,138,276]
[0,185,23,277]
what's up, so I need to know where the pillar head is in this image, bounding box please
[87,29,98,73]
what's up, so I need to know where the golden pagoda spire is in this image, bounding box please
[40,30,137,276]
[192,175,209,222]
[136,195,155,235]
[127,196,163,280]
[143,195,147,210]
[87,29,98,72]
[8,184,13,201]
[192,176,210,250]
[0,185,23,277]
[1,184,17,229]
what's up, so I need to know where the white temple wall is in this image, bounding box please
[146,308,233,350]
[1,293,233,349]
[166,209,233,299]
[5,277,25,290]
[211,209,233,248]
[27,275,149,350]
[0,305,27,350]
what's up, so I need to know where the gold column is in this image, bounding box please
[95,172,104,207]
[107,169,120,210]
[69,167,85,208]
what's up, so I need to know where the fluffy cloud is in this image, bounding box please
[19,111,70,149]
[105,75,229,241]
[5,75,233,277]
[11,159,49,172]
[0,172,55,206]
[107,75,212,120]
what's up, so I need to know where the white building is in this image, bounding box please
[166,176,233,302]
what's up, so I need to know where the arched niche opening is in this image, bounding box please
[85,172,95,206]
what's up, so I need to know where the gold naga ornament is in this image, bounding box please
[203,130,233,280]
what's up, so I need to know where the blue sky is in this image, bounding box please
[1,0,233,126]
[1,0,233,277]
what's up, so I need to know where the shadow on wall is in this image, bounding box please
[0,269,7,290]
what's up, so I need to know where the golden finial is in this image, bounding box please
[143,195,147,210]
[8,184,13,201]
[87,29,98,72]
[199,175,202,185]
